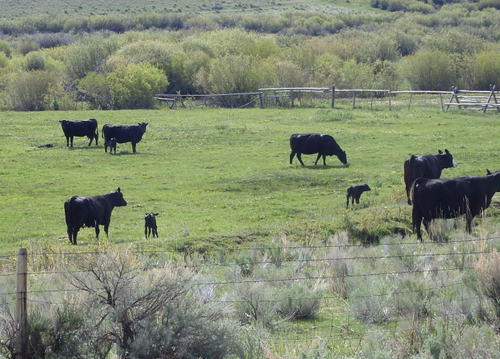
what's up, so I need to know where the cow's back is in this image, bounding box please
[290,134,322,154]
[61,119,97,136]
[103,125,144,143]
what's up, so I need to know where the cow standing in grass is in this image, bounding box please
[64,188,127,245]
[290,133,347,166]
[411,172,500,241]
[60,119,98,147]
[103,123,148,153]
[403,149,456,205]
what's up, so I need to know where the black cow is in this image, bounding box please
[346,184,371,208]
[290,133,347,166]
[59,119,98,147]
[64,188,127,245]
[106,138,117,154]
[403,149,456,205]
[102,123,148,153]
[411,172,500,241]
[144,212,159,238]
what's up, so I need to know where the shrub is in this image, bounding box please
[6,71,58,111]
[64,37,120,80]
[23,52,46,71]
[401,49,456,90]
[0,40,12,58]
[107,62,168,109]
[473,51,500,90]
[77,72,114,109]
[275,284,322,320]
[0,53,7,68]
[474,250,500,320]
[17,40,40,55]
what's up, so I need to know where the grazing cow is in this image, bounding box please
[290,133,347,166]
[144,212,159,238]
[59,119,98,147]
[411,172,500,241]
[64,188,127,245]
[403,149,456,205]
[106,138,117,154]
[102,123,148,153]
[346,184,371,208]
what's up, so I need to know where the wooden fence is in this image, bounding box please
[155,85,499,112]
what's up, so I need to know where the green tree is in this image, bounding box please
[77,72,114,109]
[6,70,58,110]
[473,51,500,90]
[107,63,168,109]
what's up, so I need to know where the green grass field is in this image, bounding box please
[0,106,498,256]
[0,0,374,18]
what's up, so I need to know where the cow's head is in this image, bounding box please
[439,149,456,168]
[138,122,148,133]
[486,169,499,175]
[363,184,371,191]
[145,212,159,218]
[337,150,348,165]
[113,188,127,207]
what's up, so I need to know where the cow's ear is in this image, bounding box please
[154,213,159,216]
[487,169,492,175]
[117,187,121,192]
[438,150,443,154]
[445,149,449,154]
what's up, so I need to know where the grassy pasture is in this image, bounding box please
[0,0,373,18]
[0,106,498,256]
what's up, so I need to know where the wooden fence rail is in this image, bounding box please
[155,85,499,112]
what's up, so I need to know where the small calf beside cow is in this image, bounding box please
[60,118,148,154]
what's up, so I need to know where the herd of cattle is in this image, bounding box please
[60,118,499,245]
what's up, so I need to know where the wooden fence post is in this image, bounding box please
[388,90,392,111]
[439,94,444,111]
[15,248,27,359]
[352,92,356,109]
[258,92,264,109]
[331,85,336,108]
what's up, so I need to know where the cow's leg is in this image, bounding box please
[322,155,327,166]
[72,229,78,245]
[355,195,360,204]
[290,151,296,164]
[412,208,423,242]
[66,136,69,147]
[153,227,158,238]
[314,153,321,166]
[346,195,350,209]
[465,214,473,234]
[132,142,137,153]
[104,141,108,153]
[88,136,92,146]
[423,219,432,241]
[406,184,412,206]
[145,226,148,239]
[70,137,74,147]
[297,153,305,166]
[95,225,100,239]
[67,228,73,244]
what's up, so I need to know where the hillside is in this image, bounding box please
[0,0,376,18]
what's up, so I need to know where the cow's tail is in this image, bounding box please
[410,177,427,205]
[64,198,75,228]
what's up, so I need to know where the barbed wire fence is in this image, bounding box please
[1,235,498,356]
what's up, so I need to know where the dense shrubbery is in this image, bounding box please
[0,4,498,110]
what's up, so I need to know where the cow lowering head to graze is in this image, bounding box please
[106,138,117,154]
[102,122,148,153]
[290,133,347,166]
[346,184,371,208]
[411,172,500,241]
[144,212,159,239]
[59,119,98,147]
[64,188,127,245]
[403,149,456,205]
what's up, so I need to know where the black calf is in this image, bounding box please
[145,212,159,238]
[346,184,371,208]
